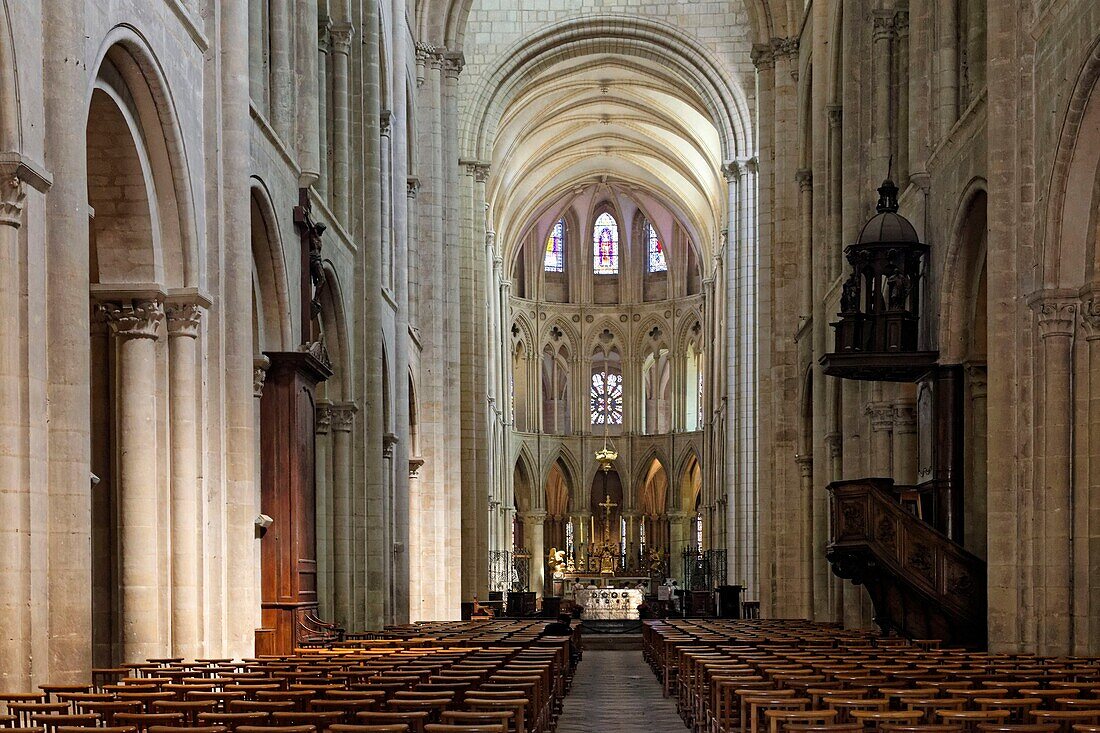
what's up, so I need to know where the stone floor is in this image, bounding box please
[556,649,688,732]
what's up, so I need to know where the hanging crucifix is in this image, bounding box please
[293,187,327,348]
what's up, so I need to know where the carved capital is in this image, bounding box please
[892,399,917,433]
[330,23,354,55]
[750,43,775,71]
[1080,289,1100,340]
[872,11,896,42]
[442,51,464,79]
[795,168,813,191]
[315,402,333,435]
[520,511,547,525]
[407,176,421,199]
[409,456,425,479]
[253,356,270,398]
[894,10,910,36]
[827,105,843,129]
[772,36,800,59]
[824,432,842,460]
[318,16,332,52]
[100,299,164,340]
[383,431,398,458]
[866,401,895,432]
[380,109,393,138]
[721,159,743,182]
[965,363,987,400]
[1029,292,1077,339]
[165,291,210,338]
[795,454,813,477]
[0,153,53,228]
[331,402,357,432]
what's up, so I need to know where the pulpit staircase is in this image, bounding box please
[826,478,986,648]
[820,179,987,648]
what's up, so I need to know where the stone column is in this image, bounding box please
[165,294,207,659]
[894,11,910,185]
[796,169,813,324]
[268,0,294,140]
[668,511,690,583]
[871,11,896,179]
[44,0,91,681]
[314,402,333,621]
[316,17,331,201]
[827,106,843,279]
[933,0,959,141]
[963,365,987,560]
[867,400,894,478]
[331,402,356,626]
[892,394,918,484]
[252,357,269,628]
[380,111,393,290]
[248,0,268,111]
[295,0,320,186]
[0,163,47,688]
[101,298,167,662]
[1079,292,1100,654]
[1031,294,1076,655]
[330,23,354,223]
[521,512,547,597]
[796,453,814,619]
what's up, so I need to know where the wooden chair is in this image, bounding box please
[271,711,344,730]
[356,711,431,733]
[146,727,227,733]
[112,714,187,733]
[235,726,317,733]
[1029,711,1100,733]
[850,711,927,732]
[331,727,410,733]
[30,713,99,733]
[936,710,1011,733]
[10,705,68,727]
[764,709,839,733]
[423,726,506,733]
[196,712,269,731]
[438,711,509,733]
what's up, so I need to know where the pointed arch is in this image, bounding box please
[512,447,538,514]
[677,450,703,513]
[249,180,293,352]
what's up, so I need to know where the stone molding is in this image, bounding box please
[100,299,164,341]
[893,399,918,433]
[442,51,465,80]
[1079,285,1100,340]
[520,511,548,524]
[752,36,799,70]
[872,11,896,42]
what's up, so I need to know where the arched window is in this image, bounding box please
[544,219,565,272]
[590,350,623,427]
[592,212,619,274]
[645,222,667,272]
[685,341,703,431]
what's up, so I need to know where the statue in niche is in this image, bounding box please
[885,267,910,312]
[841,271,861,314]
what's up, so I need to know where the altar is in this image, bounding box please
[574,586,645,620]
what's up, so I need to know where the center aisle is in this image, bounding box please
[556,649,687,732]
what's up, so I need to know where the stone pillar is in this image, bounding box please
[314,402,333,621]
[330,24,353,223]
[165,294,208,659]
[827,106,843,279]
[0,164,47,688]
[796,453,814,619]
[521,512,546,597]
[316,17,331,201]
[380,111,393,290]
[44,0,91,681]
[933,0,959,141]
[962,365,987,559]
[101,298,167,662]
[796,169,813,323]
[268,0,294,140]
[871,11,896,179]
[892,394,918,484]
[894,12,910,185]
[1079,292,1100,654]
[668,511,690,583]
[331,402,356,626]
[295,0,320,186]
[248,0,268,111]
[1031,294,1076,655]
[867,400,894,478]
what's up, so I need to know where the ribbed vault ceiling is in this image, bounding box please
[488,54,725,270]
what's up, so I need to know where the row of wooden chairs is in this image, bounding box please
[0,621,578,733]
[641,619,1099,733]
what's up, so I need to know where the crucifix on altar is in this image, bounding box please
[594,437,618,575]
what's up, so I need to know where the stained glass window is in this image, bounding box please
[590,370,623,425]
[645,222,667,272]
[544,219,564,272]
[592,212,619,274]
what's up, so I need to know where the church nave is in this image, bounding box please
[557,650,685,733]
